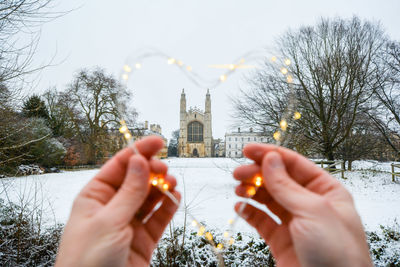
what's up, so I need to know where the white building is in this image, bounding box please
[225,128,271,158]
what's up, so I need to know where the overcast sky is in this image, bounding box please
[31,0,400,140]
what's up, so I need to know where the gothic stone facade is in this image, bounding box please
[178,89,213,157]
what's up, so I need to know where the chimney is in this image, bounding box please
[238,127,240,133]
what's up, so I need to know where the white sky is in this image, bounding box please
[31,0,400,140]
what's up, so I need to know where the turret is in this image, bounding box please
[180,88,186,116]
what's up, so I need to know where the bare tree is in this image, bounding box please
[369,41,400,160]
[64,68,136,164]
[234,17,386,160]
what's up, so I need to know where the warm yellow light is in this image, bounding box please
[223,231,229,238]
[284,58,291,65]
[123,65,132,72]
[280,120,288,131]
[228,219,234,225]
[167,58,176,64]
[273,131,281,141]
[229,238,235,245]
[280,68,288,75]
[177,60,183,66]
[247,187,256,196]
[271,56,277,62]
[151,179,158,186]
[186,66,192,71]
[205,232,213,241]
[294,112,301,120]
[124,132,132,139]
[158,178,165,184]
[220,75,227,82]
[229,64,235,70]
[255,176,263,187]
[192,220,198,227]
[162,183,169,191]
[135,63,142,69]
[122,74,129,80]
[239,58,245,64]
[197,226,205,236]
[119,125,128,133]
[217,243,223,250]
[287,75,293,83]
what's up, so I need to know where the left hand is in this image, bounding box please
[55,136,180,267]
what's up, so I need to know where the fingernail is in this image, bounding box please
[268,152,284,169]
[129,156,144,175]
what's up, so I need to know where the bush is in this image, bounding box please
[0,199,63,266]
[151,226,275,267]
[367,222,400,267]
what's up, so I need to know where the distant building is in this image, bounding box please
[213,138,225,157]
[225,128,271,158]
[178,89,213,157]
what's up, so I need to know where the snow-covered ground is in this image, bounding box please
[0,158,399,233]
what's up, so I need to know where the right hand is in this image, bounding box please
[233,144,372,267]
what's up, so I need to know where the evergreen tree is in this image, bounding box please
[22,95,49,120]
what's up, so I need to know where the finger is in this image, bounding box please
[93,136,164,190]
[235,185,290,223]
[233,164,261,182]
[135,174,177,221]
[235,184,273,203]
[243,143,324,187]
[149,158,168,175]
[235,202,279,242]
[262,151,319,215]
[144,191,181,243]
[103,154,151,225]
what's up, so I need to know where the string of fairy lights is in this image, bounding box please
[117,49,301,266]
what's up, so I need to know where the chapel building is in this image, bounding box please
[178,89,213,157]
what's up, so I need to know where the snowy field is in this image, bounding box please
[0,158,399,233]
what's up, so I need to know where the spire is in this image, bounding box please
[181,88,185,94]
[206,88,210,95]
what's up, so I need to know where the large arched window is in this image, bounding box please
[187,121,203,142]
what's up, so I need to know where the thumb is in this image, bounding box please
[262,151,316,215]
[104,154,150,224]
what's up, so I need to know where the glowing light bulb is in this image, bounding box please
[229,64,235,70]
[284,58,291,65]
[151,179,158,186]
[197,226,205,236]
[186,66,192,71]
[158,178,165,184]
[167,58,176,64]
[255,176,263,187]
[220,75,227,82]
[229,238,235,245]
[205,232,213,241]
[273,131,281,141]
[287,75,293,83]
[122,74,129,80]
[223,231,229,238]
[162,183,169,191]
[177,60,183,66]
[294,112,301,120]
[271,56,277,62]
[123,65,132,72]
[192,220,198,227]
[280,68,288,75]
[247,187,256,196]
[124,132,132,139]
[119,125,128,133]
[228,219,234,225]
[135,63,142,69]
[217,243,223,250]
[280,120,288,131]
